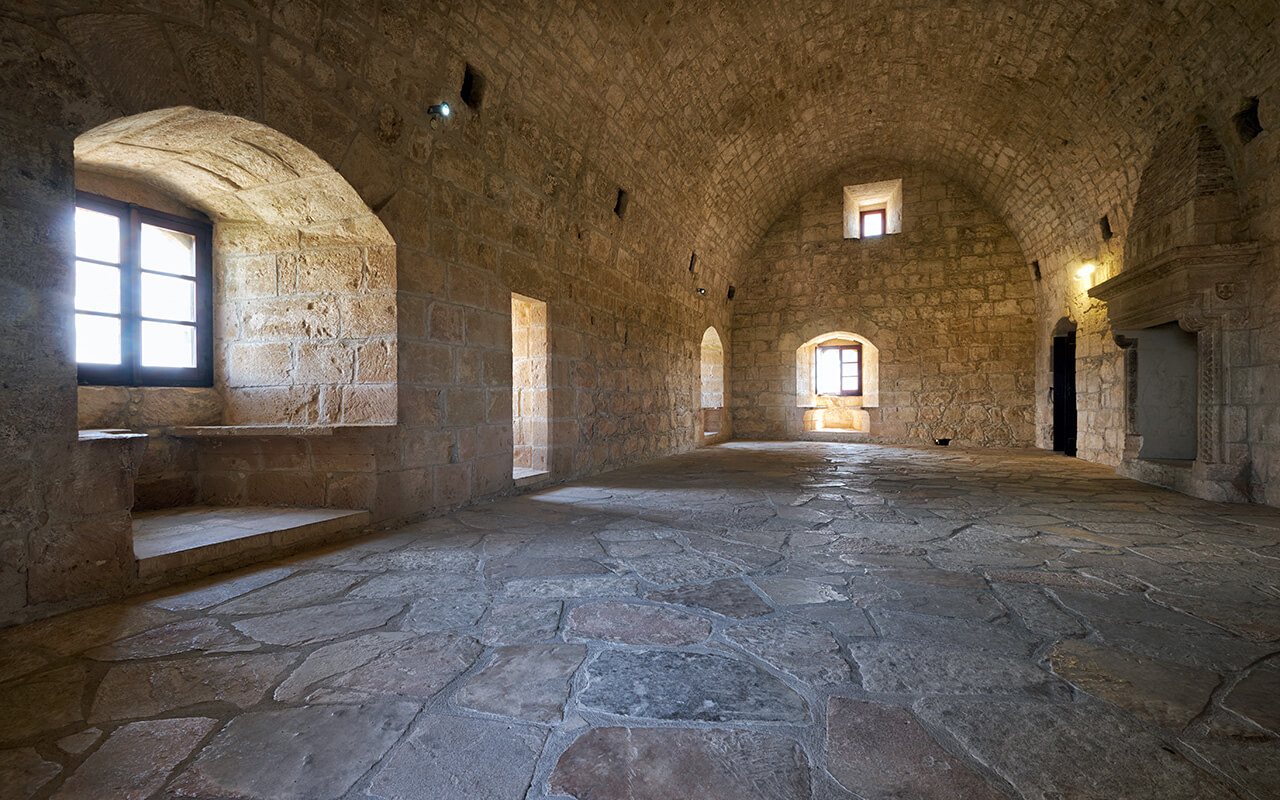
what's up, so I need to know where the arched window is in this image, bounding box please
[700,327,724,435]
[796,332,879,432]
[74,107,396,428]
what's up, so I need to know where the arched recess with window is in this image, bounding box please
[700,326,726,438]
[796,331,880,433]
[73,107,397,506]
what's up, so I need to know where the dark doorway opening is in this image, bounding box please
[1052,331,1077,456]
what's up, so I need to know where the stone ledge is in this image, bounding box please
[167,424,397,438]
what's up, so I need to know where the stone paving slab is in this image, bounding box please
[0,443,1276,799]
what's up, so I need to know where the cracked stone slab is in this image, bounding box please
[990,584,1087,638]
[229,600,403,646]
[0,748,61,798]
[0,646,49,684]
[1148,591,1280,643]
[624,553,741,585]
[847,576,1007,621]
[169,703,419,800]
[1090,618,1271,672]
[683,534,782,569]
[915,697,1237,799]
[481,600,562,644]
[350,546,480,574]
[209,571,361,615]
[791,602,877,638]
[726,617,852,683]
[0,665,88,745]
[273,632,416,702]
[368,713,547,800]
[503,575,637,598]
[457,643,586,722]
[400,593,490,633]
[144,567,295,611]
[1184,739,1280,800]
[753,577,848,606]
[849,641,1069,699]
[826,698,1004,799]
[484,556,611,580]
[84,618,256,660]
[871,610,1041,654]
[645,579,773,618]
[1048,640,1220,729]
[1222,660,1280,735]
[0,605,178,656]
[600,538,683,557]
[567,601,711,646]
[550,726,811,800]
[325,632,484,699]
[50,717,216,800]
[346,570,478,598]
[1050,588,1226,634]
[90,652,295,722]
[579,650,809,722]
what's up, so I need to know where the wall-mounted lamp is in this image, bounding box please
[428,103,451,120]
[696,287,706,295]
[1075,263,1096,281]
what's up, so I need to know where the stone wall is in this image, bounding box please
[731,164,1036,447]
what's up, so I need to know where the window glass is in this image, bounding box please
[816,347,843,395]
[141,321,197,368]
[75,207,120,263]
[141,273,196,321]
[75,261,121,314]
[75,314,121,364]
[141,223,196,276]
[861,210,885,238]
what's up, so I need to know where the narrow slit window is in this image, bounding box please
[73,192,212,386]
[860,209,885,238]
[815,344,862,396]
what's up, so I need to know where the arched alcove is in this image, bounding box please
[796,331,880,432]
[700,327,725,435]
[74,106,397,428]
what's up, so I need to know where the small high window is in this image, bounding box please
[815,344,862,396]
[860,209,885,238]
[74,192,212,386]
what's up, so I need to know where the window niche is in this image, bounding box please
[700,327,724,436]
[512,292,549,478]
[843,179,903,240]
[796,332,879,432]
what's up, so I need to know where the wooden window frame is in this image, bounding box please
[75,192,214,387]
[815,344,863,396]
[860,208,886,238]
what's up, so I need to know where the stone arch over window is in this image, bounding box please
[700,326,725,435]
[796,331,880,432]
[74,106,397,427]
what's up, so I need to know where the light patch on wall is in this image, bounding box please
[843,179,903,239]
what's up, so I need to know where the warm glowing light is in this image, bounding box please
[1076,263,1096,281]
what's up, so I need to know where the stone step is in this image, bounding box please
[133,506,372,580]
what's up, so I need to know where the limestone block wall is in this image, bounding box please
[731,164,1036,447]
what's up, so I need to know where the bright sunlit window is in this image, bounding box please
[815,344,862,396]
[74,193,212,386]
[860,209,885,238]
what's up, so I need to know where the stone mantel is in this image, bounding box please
[1088,242,1257,330]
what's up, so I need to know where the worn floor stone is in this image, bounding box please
[368,713,547,800]
[49,717,215,800]
[168,703,418,800]
[0,443,1276,798]
[457,643,586,722]
[827,697,1004,799]
[579,650,809,722]
[567,601,711,645]
[550,726,811,800]
[1049,639,1220,729]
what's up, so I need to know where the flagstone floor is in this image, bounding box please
[1,442,1278,799]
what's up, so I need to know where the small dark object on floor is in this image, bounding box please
[934,438,951,446]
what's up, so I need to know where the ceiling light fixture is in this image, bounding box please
[428,103,451,120]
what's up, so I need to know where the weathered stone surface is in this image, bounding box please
[683,534,782,569]
[1222,660,1280,735]
[503,575,637,597]
[85,618,255,660]
[230,600,402,645]
[485,556,610,580]
[601,538,683,557]
[145,567,294,611]
[916,697,1238,799]
[848,576,1007,621]
[579,650,809,722]
[210,571,360,614]
[568,601,711,646]
[0,748,61,797]
[400,593,490,633]
[457,643,586,722]
[645,579,774,618]
[826,698,1003,799]
[273,632,416,702]
[849,641,1068,698]
[0,646,48,684]
[753,577,848,606]
[1,605,177,656]
[348,570,477,598]
[550,726,811,800]
[327,633,483,698]
[1091,618,1271,672]
[791,602,877,638]
[625,553,741,585]
[50,717,216,800]
[872,611,1040,654]
[353,546,478,574]
[1051,588,1224,634]
[0,665,88,744]
[1185,739,1280,799]
[726,617,851,683]
[169,703,419,800]
[480,599,562,644]
[90,652,295,721]
[1049,640,1220,729]
[368,714,546,800]
[990,583,1088,638]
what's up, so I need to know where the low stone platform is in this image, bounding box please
[1,443,1277,799]
[133,506,372,580]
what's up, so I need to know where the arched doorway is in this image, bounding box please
[1051,318,1077,456]
[700,327,724,436]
